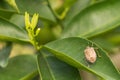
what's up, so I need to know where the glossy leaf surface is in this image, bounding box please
[37,50,81,80]
[0,9,15,19]
[15,0,56,22]
[0,42,12,68]
[62,1,120,38]
[44,37,120,80]
[63,0,91,26]
[0,17,29,42]
[0,55,37,80]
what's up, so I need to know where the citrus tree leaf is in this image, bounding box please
[102,27,120,45]
[9,14,25,29]
[44,37,120,80]
[0,17,29,42]
[0,0,15,11]
[90,37,114,52]
[63,0,91,26]
[62,0,120,38]
[90,27,120,50]
[37,49,81,80]
[0,42,12,68]
[15,0,56,22]
[0,55,38,80]
[0,9,15,19]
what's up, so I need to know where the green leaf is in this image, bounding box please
[0,9,15,19]
[9,14,25,29]
[0,17,29,42]
[49,0,77,18]
[15,0,56,22]
[91,0,106,4]
[5,0,19,12]
[90,27,120,48]
[0,0,15,11]
[37,49,81,80]
[103,27,120,45]
[90,37,114,52]
[62,1,120,38]
[63,0,77,7]
[0,55,38,80]
[44,37,120,80]
[63,0,91,26]
[0,42,12,68]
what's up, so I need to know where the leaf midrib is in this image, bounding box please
[44,46,106,79]
[41,52,56,80]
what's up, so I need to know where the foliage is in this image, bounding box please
[0,0,120,80]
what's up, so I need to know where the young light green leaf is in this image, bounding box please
[31,13,39,29]
[62,1,120,38]
[0,17,29,42]
[25,12,30,29]
[0,55,38,80]
[25,12,41,49]
[37,49,81,80]
[44,37,120,80]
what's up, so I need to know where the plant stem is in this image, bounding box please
[46,0,59,22]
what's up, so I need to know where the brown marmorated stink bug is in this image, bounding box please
[84,46,97,64]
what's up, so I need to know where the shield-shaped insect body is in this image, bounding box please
[84,46,97,63]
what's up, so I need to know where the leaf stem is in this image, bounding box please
[46,0,64,29]
[46,0,59,22]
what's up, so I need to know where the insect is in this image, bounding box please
[84,46,97,64]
